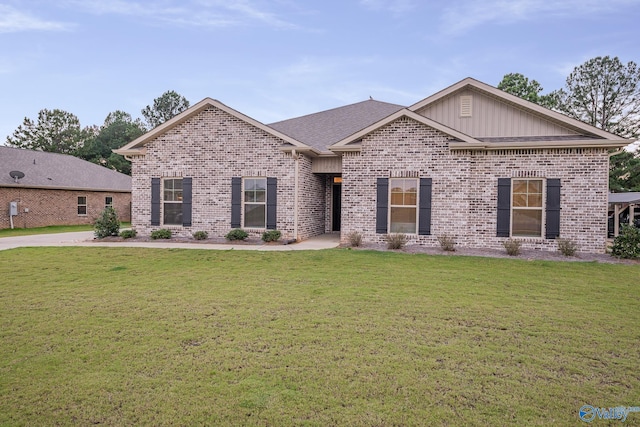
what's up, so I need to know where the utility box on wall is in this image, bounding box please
[9,202,18,216]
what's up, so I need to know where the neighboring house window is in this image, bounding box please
[389,178,418,233]
[244,178,267,228]
[77,196,87,216]
[163,178,183,225]
[511,179,543,237]
[105,196,113,208]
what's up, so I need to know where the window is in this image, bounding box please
[389,178,417,233]
[163,179,183,225]
[511,179,543,237]
[77,196,87,215]
[105,196,113,208]
[244,178,266,228]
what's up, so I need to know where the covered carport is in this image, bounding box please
[608,192,640,237]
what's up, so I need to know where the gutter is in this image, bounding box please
[292,149,300,242]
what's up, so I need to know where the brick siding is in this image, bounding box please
[0,188,131,229]
[341,116,610,253]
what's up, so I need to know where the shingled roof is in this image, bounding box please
[268,99,405,153]
[0,146,131,192]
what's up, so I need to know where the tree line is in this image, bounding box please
[5,91,190,175]
[497,56,640,192]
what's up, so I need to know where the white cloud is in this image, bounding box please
[440,0,640,36]
[0,5,72,33]
[359,0,416,15]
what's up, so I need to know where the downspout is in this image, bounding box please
[292,149,300,241]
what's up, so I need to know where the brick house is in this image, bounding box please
[115,78,629,253]
[1,146,131,229]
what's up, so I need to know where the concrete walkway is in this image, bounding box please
[0,231,341,251]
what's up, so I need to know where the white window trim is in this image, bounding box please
[243,177,267,229]
[510,178,546,238]
[77,196,87,216]
[388,177,419,234]
[162,178,183,226]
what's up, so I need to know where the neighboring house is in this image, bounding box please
[0,146,131,229]
[115,78,629,253]
[608,192,640,236]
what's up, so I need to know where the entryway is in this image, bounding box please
[332,177,341,232]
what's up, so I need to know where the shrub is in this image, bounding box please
[347,231,363,247]
[437,234,456,252]
[225,229,248,241]
[262,230,281,242]
[503,238,522,256]
[119,229,137,239]
[385,233,408,250]
[150,229,172,240]
[557,238,578,256]
[611,224,640,259]
[94,207,120,238]
[193,231,208,240]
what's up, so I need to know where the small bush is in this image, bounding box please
[385,233,408,250]
[119,229,137,239]
[262,230,281,242]
[437,234,456,252]
[557,238,578,256]
[94,207,120,238]
[347,231,363,247]
[193,231,208,240]
[225,229,248,241]
[611,224,640,259]
[150,229,172,240]
[503,238,522,256]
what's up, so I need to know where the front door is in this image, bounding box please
[332,183,341,232]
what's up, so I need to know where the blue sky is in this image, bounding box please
[1,0,639,144]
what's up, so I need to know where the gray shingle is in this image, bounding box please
[0,146,131,191]
[268,99,405,152]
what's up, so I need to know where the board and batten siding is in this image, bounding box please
[415,88,581,138]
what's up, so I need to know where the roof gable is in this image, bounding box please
[0,146,131,191]
[114,98,312,157]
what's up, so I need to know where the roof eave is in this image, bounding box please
[0,183,131,192]
[449,139,630,151]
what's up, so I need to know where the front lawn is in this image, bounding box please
[1,248,638,425]
[0,223,131,238]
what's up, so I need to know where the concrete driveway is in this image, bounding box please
[0,231,340,251]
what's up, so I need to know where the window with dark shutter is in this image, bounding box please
[376,178,389,234]
[231,177,241,228]
[182,177,192,227]
[151,178,161,226]
[545,179,561,239]
[418,178,432,235]
[496,178,511,237]
[266,177,277,230]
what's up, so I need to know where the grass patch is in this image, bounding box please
[1,248,639,425]
[0,223,131,238]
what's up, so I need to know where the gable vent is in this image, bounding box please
[460,95,472,117]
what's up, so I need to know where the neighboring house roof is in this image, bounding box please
[268,99,405,153]
[609,192,640,204]
[115,98,313,157]
[0,146,131,192]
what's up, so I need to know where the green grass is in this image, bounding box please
[0,223,131,237]
[1,248,639,426]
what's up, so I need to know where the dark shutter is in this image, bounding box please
[545,179,561,239]
[182,177,192,227]
[151,178,160,226]
[231,177,241,228]
[418,178,432,235]
[376,178,389,234]
[496,178,511,237]
[266,177,277,230]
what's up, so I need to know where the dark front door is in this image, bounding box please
[332,183,341,232]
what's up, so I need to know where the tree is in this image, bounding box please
[497,73,557,109]
[553,56,640,139]
[609,149,640,192]
[77,111,145,175]
[141,90,190,129]
[6,109,88,154]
